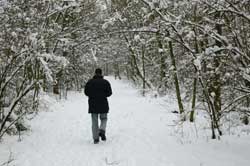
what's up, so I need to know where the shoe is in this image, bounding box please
[99,129,106,141]
[94,139,99,144]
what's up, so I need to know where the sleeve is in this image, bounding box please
[105,81,112,97]
[84,81,90,96]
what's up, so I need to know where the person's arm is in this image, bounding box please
[84,81,90,96]
[105,81,112,97]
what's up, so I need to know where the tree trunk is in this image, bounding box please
[213,12,223,136]
[190,77,197,122]
[190,4,199,122]
[168,41,185,115]
[142,44,146,96]
[124,35,151,88]
[156,32,166,82]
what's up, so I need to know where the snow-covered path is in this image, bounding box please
[1,77,250,166]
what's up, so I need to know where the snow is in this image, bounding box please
[91,48,98,62]
[39,57,53,83]
[158,48,164,53]
[1,77,250,166]
[134,35,140,42]
[205,46,221,55]
[193,58,201,70]
[11,32,17,38]
[102,18,115,30]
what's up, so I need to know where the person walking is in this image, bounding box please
[84,68,112,144]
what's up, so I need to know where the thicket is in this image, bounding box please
[102,0,250,139]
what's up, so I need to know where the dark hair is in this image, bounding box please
[95,68,102,75]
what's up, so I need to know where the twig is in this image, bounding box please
[0,111,27,139]
[105,157,120,165]
[0,152,14,166]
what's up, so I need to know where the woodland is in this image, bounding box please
[0,0,250,140]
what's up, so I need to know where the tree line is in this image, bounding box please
[0,0,105,139]
[101,0,250,139]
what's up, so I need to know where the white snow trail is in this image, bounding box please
[0,77,250,166]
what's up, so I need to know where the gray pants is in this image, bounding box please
[91,113,107,140]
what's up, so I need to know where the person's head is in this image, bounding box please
[95,68,102,76]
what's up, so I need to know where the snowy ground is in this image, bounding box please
[1,77,250,166]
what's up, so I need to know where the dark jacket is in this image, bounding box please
[84,75,112,114]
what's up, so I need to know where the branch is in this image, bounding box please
[0,81,35,138]
[0,107,26,138]
[0,55,31,99]
[222,93,250,113]
[0,152,14,166]
[72,29,159,48]
[223,0,250,22]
